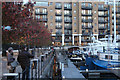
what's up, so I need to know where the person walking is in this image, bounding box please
[17,46,34,80]
[7,47,16,73]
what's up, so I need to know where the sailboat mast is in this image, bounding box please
[113,0,116,46]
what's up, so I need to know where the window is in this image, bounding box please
[56,10,62,14]
[74,23,76,26]
[81,2,85,6]
[55,16,62,20]
[74,10,76,13]
[94,4,96,7]
[50,9,53,12]
[64,10,71,15]
[50,23,53,26]
[82,10,85,14]
[49,2,53,6]
[56,23,62,27]
[74,17,76,20]
[88,3,92,7]
[95,29,97,33]
[55,3,62,7]
[88,10,92,14]
[105,55,108,59]
[88,23,92,27]
[74,3,76,6]
[82,16,86,19]
[94,11,96,14]
[74,30,76,32]
[35,8,40,14]
[88,17,92,19]
[50,16,53,19]
[98,11,104,15]
[64,3,72,9]
[39,8,47,13]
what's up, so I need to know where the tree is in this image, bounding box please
[2,2,51,47]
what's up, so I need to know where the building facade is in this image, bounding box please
[32,1,120,46]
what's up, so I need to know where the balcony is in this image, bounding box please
[99,26,107,30]
[82,33,91,36]
[98,20,108,24]
[55,13,62,16]
[98,7,108,11]
[81,6,92,10]
[64,26,72,30]
[99,32,105,36]
[64,7,72,10]
[64,13,72,17]
[82,19,93,23]
[81,13,92,16]
[35,12,48,15]
[64,19,72,23]
[55,26,62,29]
[82,26,93,29]
[55,6,62,9]
[98,14,108,17]
[55,19,62,22]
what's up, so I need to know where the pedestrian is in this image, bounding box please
[7,47,16,73]
[17,46,34,80]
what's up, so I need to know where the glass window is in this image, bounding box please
[74,23,76,26]
[88,10,92,14]
[81,2,85,6]
[50,16,53,19]
[74,3,76,6]
[35,8,40,13]
[74,30,76,32]
[82,10,85,14]
[88,3,92,7]
[74,17,76,20]
[55,16,62,20]
[50,23,53,26]
[49,2,53,6]
[50,9,53,12]
[56,10,62,14]
[88,17,92,19]
[42,8,47,13]
[74,10,76,13]
[64,3,72,8]
[98,11,104,15]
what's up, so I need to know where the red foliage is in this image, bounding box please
[2,2,51,46]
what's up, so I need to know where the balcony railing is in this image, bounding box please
[55,26,62,29]
[98,14,108,17]
[82,19,93,23]
[55,6,62,9]
[98,7,108,11]
[55,19,62,22]
[64,19,72,23]
[35,12,48,15]
[81,13,92,16]
[82,26,93,29]
[81,6,92,10]
[98,20,108,24]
